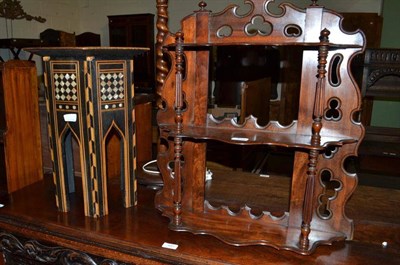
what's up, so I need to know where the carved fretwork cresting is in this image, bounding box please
[209,1,308,45]
[0,232,129,265]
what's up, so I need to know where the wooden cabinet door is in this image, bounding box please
[108,14,155,92]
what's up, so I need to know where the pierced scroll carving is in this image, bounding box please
[232,1,254,17]
[284,24,302,37]
[217,25,233,38]
[0,233,128,265]
[264,0,286,17]
[323,146,339,159]
[317,170,342,220]
[245,16,273,36]
[205,201,289,222]
[329,54,343,87]
[324,97,342,121]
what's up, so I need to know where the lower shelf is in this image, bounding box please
[161,207,346,255]
[157,168,347,255]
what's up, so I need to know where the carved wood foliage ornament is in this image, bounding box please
[0,232,127,265]
[0,0,46,22]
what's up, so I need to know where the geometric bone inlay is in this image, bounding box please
[54,73,78,101]
[100,72,125,101]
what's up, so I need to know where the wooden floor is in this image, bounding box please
[0,171,399,264]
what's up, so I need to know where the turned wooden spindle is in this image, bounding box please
[173,32,185,226]
[300,28,330,250]
[299,148,319,250]
[312,28,330,146]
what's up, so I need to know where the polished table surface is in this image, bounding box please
[0,172,399,264]
[0,38,44,61]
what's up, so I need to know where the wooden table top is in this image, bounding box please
[0,173,399,264]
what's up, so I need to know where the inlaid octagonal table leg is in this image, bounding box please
[27,47,148,217]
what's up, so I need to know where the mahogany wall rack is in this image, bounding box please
[155,0,365,254]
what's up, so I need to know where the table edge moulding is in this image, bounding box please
[154,0,365,255]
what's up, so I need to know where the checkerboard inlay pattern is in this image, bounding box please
[100,72,125,101]
[53,72,79,110]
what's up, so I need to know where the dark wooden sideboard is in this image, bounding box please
[356,48,400,188]
[108,14,155,93]
[0,173,399,264]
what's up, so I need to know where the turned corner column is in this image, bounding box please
[299,28,330,250]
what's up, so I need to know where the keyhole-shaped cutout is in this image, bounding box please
[284,24,302,37]
[329,54,343,87]
[217,25,233,38]
[317,170,342,219]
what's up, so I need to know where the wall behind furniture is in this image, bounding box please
[1,0,383,47]
[0,0,80,62]
[78,0,383,46]
[370,0,400,128]
[0,0,383,69]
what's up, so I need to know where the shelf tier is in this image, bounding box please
[157,169,347,255]
[159,208,346,255]
[164,42,363,50]
[24,47,149,59]
[160,124,358,151]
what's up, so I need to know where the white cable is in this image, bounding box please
[143,160,214,181]
[142,159,160,175]
[205,168,213,181]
